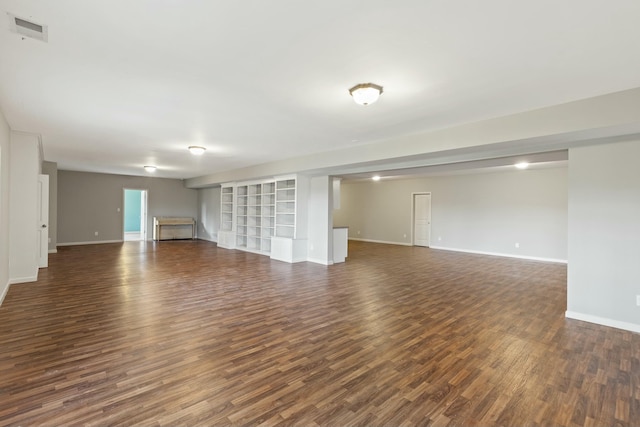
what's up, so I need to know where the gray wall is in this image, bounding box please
[42,161,58,251]
[568,140,640,329]
[0,109,10,302]
[58,171,198,244]
[196,187,221,242]
[335,166,568,261]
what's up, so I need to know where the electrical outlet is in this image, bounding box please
[117,207,120,212]
[94,231,99,236]
[48,237,51,243]
[357,230,360,235]
[403,234,407,238]
[438,236,442,241]
[515,242,520,248]
[637,295,640,306]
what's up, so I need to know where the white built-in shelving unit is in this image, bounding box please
[217,183,236,249]
[221,186,233,231]
[275,179,296,238]
[232,182,276,254]
[236,184,248,250]
[261,182,276,253]
[218,175,308,261]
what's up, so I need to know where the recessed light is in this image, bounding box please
[144,165,157,173]
[188,146,206,155]
[372,175,381,181]
[515,162,529,170]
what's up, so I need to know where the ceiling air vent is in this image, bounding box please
[7,13,48,42]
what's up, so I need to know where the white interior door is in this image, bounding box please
[38,174,49,268]
[413,193,431,247]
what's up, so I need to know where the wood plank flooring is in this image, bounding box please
[0,240,638,426]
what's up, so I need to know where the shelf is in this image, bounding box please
[276,201,295,214]
[262,194,275,205]
[276,179,295,190]
[263,182,275,193]
[276,188,295,200]
[248,184,262,196]
[276,225,295,238]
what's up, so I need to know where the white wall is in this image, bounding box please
[567,141,640,332]
[0,110,10,302]
[335,167,568,261]
[197,187,221,242]
[8,132,41,284]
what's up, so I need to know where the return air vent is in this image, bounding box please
[7,13,48,42]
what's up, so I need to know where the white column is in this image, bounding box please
[307,176,333,265]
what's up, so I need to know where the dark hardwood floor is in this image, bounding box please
[0,240,637,426]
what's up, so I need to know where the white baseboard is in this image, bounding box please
[429,245,567,264]
[348,237,412,246]
[565,311,640,334]
[307,257,334,266]
[57,240,123,247]
[9,275,38,285]
[196,236,218,243]
[0,280,10,305]
[48,249,57,254]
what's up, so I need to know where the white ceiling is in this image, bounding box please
[1,0,640,180]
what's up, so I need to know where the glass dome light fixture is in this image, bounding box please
[188,145,206,155]
[143,165,157,173]
[349,83,383,106]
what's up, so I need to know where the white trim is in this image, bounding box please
[196,236,218,243]
[0,281,10,305]
[307,257,334,265]
[122,187,149,242]
[429,245,567,264]
[565,311,640,334]
[48,249,57,254]
[57,240,123,246]
[9,275,38,285]
[349,237,412,246]
[411,192,431,247]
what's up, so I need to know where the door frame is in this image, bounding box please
[122,188,149,241]
[38,174,49,268]
[411,192,432,247]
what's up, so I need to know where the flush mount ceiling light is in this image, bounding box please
[349,83,383,106]
[372,175,381,181]
[144,165,157,173]
[515,161,529,170]
[188,146,206,155]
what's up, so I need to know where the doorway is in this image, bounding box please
[412,193,431,247]
[124,189,148,241]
